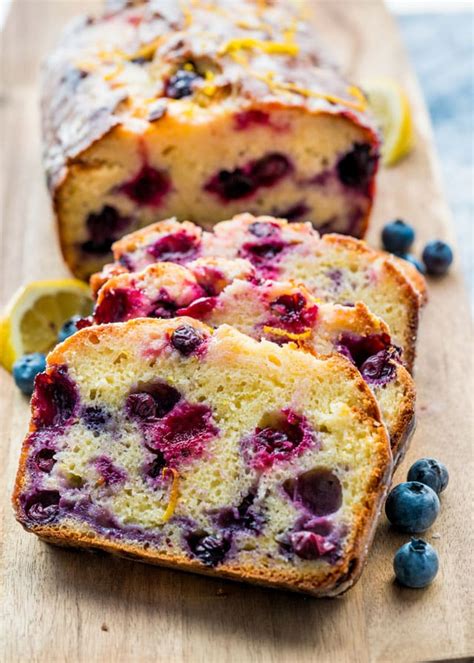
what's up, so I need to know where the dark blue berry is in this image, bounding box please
[382,220,415,254]
[337,143,378,192]
[13,353,47,395]
[170,325,204,356]
[165,69,200,99]
[397,253,426,274]
[25,490,61,523]
[82,205,130,255]
[422,240,453,275]
[187,531,230,566]
[58,315,81,343]
[393,538,439,588]
[385,481,440,533]
[407,458,449,495]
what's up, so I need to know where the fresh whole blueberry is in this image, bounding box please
[407,458,449,495]
[397,253,426,274]
[422,240,453,275]
[13,353,47,395]
[58,316,82,343]
[385,481,440,532]
[381,220,415,254]
[393,538,439,588]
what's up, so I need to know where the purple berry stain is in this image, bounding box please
[204,153,292,201]
[94,456,127,486]
[82,205,131,255]
[126,382,181,420]
[120,164,171,207]
[336,332,392,369]
[244,409,316,471]
[146,401,218,467]
[32,366,78,429]
[337,142,378,194]
[24,490,61,524]
[268,292,318,334]
[34,448,57,473]
[94,288,148,324]
[284,468,343,516]
[147,231,200,264]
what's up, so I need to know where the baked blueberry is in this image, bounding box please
[187,531,230,566]
[170,324,204,355]
[407,458,449,495]
[385,481,440,533]
[165,69,200,99]
[422,240,453,275]
[13,353,47,395]
[393,538,439,588]
[58,316,82,343]
[381,220,415,254]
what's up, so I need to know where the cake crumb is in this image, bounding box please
[101,623,109,632]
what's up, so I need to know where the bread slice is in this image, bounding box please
[13,318,391,597]
[42,0,380,279]
[91,260,415,459]
[92,214,426,369]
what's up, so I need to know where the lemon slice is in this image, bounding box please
[0,280,93,371]
[364,78,414,166]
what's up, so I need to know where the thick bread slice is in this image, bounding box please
[91,260,415,459]
[92,214,425,369]
[13,318,391,597]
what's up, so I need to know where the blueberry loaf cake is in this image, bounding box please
[43,0,380,279]
[13,318,391,596]
[92,214,426,369]
[91,261,415,459]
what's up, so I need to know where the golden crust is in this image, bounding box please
[12,318,391,598]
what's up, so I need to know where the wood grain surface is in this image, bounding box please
[0,2,473,662]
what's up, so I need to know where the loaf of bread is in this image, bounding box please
[42,0,380,279]
[13,318,391,597]
[91,260,415,459]
[92,214,426,369]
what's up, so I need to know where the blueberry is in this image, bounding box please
[393,538,439,588]
[170,325,204,355]
[13,353,47,395]
[58,315,82,343]
[187,531,231,566]
[422,240,453,275]
[407,458,449,495]
[165,69,200,99]
[385,481,440,533]
[381,220,415,254]
[397,253,426,274]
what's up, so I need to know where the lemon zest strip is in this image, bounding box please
[219,38,299,57]
[161,468,180,523]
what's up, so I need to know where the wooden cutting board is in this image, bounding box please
[0,2,472,661]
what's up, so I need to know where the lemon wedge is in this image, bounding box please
[0,280,93,371]
[364,78,414,166]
